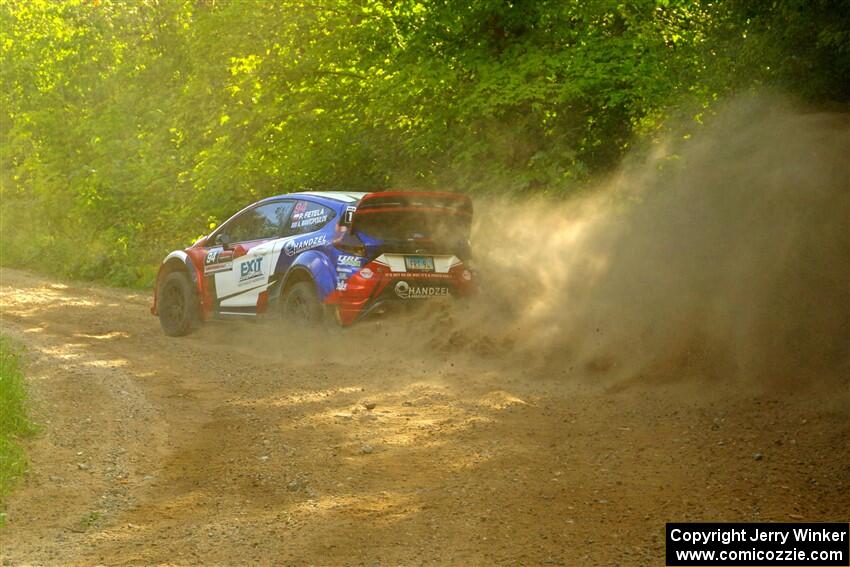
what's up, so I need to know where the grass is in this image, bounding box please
[0,335,37,521]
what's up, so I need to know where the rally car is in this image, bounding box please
[151,191,475,336]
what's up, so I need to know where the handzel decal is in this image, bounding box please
[394,280,450,299]
[238,257,264,284]
[284,235,327,256]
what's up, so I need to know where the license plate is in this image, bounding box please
[404,255,435,272]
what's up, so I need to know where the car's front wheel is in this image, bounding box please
[157,271,199,336]
[281,281,325,327]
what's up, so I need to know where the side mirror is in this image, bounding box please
[215,233,232,246]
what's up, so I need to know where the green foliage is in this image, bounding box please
[0,336,37,514]
[0,0,847,286]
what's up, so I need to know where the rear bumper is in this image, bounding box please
[326,259,475,326]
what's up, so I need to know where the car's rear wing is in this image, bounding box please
[336,191,473,256]
[340,191,472,227]
[358,191,472,216]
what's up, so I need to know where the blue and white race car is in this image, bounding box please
[151,191,475,335]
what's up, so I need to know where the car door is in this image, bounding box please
[272,199,338,274]
[212,200,295,312]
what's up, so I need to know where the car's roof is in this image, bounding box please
[260,190,368,205]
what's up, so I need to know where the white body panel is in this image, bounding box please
[374,254,461,273]
[215,239,284,309]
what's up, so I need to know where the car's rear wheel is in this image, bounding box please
[281,280,325,327]
[158,271,199,336]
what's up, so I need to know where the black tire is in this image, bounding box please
[281,280,325,327]
[157,271,199,336]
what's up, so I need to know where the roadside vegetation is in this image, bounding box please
[0,336,36,519]
[0,1,847,287]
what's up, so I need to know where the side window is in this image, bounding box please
[227,201,294,243]
[287,200,335,235]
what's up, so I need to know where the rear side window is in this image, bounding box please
[227,201,294,242]
[288,200,335,235]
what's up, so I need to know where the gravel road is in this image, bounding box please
[1,267,847,566]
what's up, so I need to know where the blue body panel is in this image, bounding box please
[267,193,359,302]
[280,248,338,300]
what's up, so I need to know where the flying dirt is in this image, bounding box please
[0,97,847,565]
[453,95,850,387]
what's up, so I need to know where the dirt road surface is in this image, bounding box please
[1,267,847,565]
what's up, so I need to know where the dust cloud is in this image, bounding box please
[459,95,850,386]
[242,96,848,389]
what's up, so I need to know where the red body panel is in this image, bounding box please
[326,259,475,326]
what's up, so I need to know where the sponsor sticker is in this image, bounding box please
[290,208,329,229]
[388,272,450,280]
[284,235,327,256]
[203,247,233,274]
[338,254,362,267]
[290,216,328,230]
[359,268,374,280]
[336,280,348,291]
[205,247,222,265]
[394,280,450,300]
[238,257,264,285]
